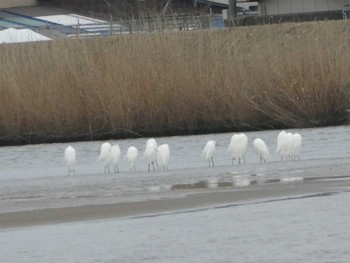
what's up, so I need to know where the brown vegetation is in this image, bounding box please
[0,20,349,144]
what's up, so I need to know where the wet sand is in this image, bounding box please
[1,175,350,229]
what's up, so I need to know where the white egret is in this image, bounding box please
[227,134,239,164]
[276,130,288,161]
[97,142,112,174]
[290,133,302,161]
[126,146,139,172]
[143,138,158,171]
[276,131,302,161]
[202,140,216,167]
[227,133,248,165]
[285,132,293,161]
[63,145,76,176]
[110,144,121,173]
[157,144,170,170]
[253,138,270,163]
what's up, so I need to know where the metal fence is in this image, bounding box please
[121,15,224,33]
[233,10,344,26]
[48,15,225,37]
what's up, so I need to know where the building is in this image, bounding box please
[0,0,38,9]
[198,0,348,15]
[258,0,348,16]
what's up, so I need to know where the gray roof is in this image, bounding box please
[2,5,70,17]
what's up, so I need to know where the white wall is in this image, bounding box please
[290,0,304,13]
[260,0,344,15]
[0,0,38,8]
[302,0,316,12]
[265,0,279,14]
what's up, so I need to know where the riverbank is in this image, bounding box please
[0,20,350,145]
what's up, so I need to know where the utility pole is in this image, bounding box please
[228,0,237,19]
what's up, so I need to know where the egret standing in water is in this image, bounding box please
[276,131,302,161]
[227,134,239,164]
[290,133,303,161]
[143,138,158,171]
[157,144,170,170]
[97,142,112,174]
[110,144,121,173]
[202,140,216,167]
[276,130,288,161]
[253,138,270,163]
[126,146,139,172]
[227,133,248,165]
[63,145,76,176]
[285,132,294,160]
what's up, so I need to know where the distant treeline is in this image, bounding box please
[0,20,349,145]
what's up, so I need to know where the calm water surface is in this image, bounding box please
[0,190,349,263]
[0,125,350,179]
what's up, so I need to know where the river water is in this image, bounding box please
[0,125,350,179]
[0,126,350,262]
[1,190,350,263]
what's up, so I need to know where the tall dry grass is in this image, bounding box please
[0,20,350,144]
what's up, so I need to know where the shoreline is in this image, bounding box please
[1,178,349,229]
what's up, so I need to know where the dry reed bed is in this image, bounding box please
[0,20,350,144]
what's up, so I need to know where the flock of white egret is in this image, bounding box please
[202,131,302,168]
[63,131,302,175]
[63,138,170,176]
